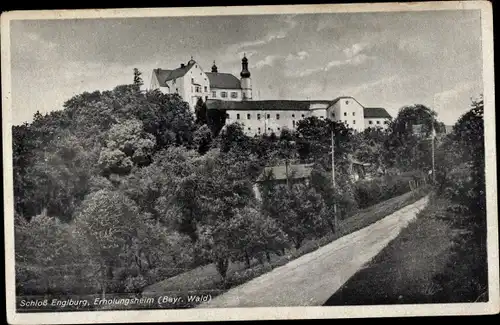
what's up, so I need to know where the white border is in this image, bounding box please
[2,2,498,324]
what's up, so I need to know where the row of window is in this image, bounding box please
[213,91,238,99]
[344,112,355,116]
[246,126,282,134]
[228,113,307,120]
[368,120,389,125]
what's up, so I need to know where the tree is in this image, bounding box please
[194,98,208,125]
[133,68,143,91]
[296,117,352,171]
[193,124,213,155]
[384,104,443,171]
[262,181,328,249]
[73,189,142,298]
[206,108,227,137]
[98,119,156,176]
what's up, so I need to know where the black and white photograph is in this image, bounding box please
[2,1,498,324]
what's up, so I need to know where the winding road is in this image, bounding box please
[198,195,429,308]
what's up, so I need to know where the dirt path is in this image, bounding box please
[198,195,429,308]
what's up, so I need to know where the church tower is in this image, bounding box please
[240,54,252,100]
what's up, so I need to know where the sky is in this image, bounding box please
[9,9,483,126]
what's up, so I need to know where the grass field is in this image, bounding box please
[324,194,465,305]
[143,186,431,303]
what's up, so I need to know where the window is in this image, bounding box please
[376,121,380,124]
[247,114,251,119]
[231,92,238,99]
[205,96,208,101]
[353,120,356,124]
[332,112,335,117]
[257,114,261,120]
[292,114,295,118]
[353,112,355,116]
[369,120,373,124]
[276,114,280,120]
[384,121,389,124]
[277,127,281,131]
[267,114,270,119]
[204,86,208,92]
[293,120,296,128]
[212,91,216,98]
[237,114,240,120]
[226,113,230,119]
[176,88,179,93]
[221,91,227,98]
[301,114,305,118]
[191,78,194,83]
[173,79,176,84]
[344,112,347,116]
[268,128,271,131]
[258,127,261,132]
[248,127,251,131]
[346,100,349,104]
[195,86,200,93]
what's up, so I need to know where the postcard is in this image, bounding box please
[2,1,498,324]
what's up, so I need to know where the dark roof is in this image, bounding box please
[206,72,241,89]
[256,164,314,182]
[206,99,332,111]
[153,69,172,87]
[363,107,392,119]
[153,61,196,86]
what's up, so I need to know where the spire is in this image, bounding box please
[211,60,218,73]
[240,54,251,78]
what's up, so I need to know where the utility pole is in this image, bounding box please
[331,127,338,232]
[431,123,436,185]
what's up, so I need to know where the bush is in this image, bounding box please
[353,170,426,208]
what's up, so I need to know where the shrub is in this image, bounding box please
[353,171,426,208]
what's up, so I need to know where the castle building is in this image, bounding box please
[149,55,391,135]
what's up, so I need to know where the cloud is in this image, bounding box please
[254,55,282,69]
[285,51,309,61]
[255,50,310,70]
[223,14,298,60]
[286,53,375,78]
[343,42,369,58]
[339,75,402,96]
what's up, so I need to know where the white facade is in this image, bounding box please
[149,56,251,113]
[364,117,390,129]
[210,88,242,101]
[226,109,312,136]
[328,97,366,133]
[150,58,391,135]
[241,77,252,100]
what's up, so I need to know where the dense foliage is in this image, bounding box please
[14,72,469,301]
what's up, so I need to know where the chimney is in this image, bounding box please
[180,63,185,68]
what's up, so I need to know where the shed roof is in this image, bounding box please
[363,107,392,119]
[256,163,315,182]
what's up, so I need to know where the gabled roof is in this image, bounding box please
[330,96,364,107]
[206,72,241,89]
[256,163,315,182]
[153,61,197,86]
[364,107,391,119]
[206,99,332,111]
[153,69,172,87]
